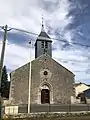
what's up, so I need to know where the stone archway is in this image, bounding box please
[38,82,53,104]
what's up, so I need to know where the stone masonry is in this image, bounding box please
[9,54,75,105]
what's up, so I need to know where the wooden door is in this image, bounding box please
[41,89,50,104]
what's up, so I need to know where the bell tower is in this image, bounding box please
[35,18,52,58]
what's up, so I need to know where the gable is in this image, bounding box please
[10,54,74,78]
[32,54,74,76]
[75,83,90,96]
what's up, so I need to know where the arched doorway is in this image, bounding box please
[41,89,50,104]
[38,82,53,104]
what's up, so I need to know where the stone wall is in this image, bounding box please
[9,63,29,105]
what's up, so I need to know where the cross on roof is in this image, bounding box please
[41,14,45,32]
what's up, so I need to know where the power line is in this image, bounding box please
[0,43,10,45]
[0,26,90,74]
[0,26,90,48]
[9,27,38,36]
[58,59,89,63]
[9,27,90,48]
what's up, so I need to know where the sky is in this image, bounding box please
[0,0,90,84]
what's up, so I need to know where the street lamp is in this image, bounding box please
[28,40,32,113]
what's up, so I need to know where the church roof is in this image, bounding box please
[37,24,51,41]
[38,31,50,38]
[74,82,90,87]
[38,30,50,39]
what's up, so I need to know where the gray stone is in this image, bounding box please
[9,54,75,105]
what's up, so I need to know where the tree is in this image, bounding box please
[0,66,10,98]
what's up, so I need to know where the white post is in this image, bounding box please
[28,41,31,113]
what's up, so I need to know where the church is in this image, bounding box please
[8,23,75,113]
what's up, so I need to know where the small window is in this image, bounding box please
[42,41,44,48]
[45,41,48,48]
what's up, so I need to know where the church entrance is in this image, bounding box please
[41,89,50,104]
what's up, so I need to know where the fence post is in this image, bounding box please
[49,103,50,112]
[69,104,71,112]
[87,104,89,111]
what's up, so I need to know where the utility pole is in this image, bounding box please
[0,25,11,120]
[28,40,32,113]
[0,25,8,84]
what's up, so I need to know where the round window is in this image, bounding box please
[43,71,48,75]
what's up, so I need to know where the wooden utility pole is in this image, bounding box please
[0,25,11,120]
[0,25,8,85]
[0,25,8,120]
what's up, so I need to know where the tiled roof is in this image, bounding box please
[74,82,82,87]
[38,31,50,38]
[74,82,90,87]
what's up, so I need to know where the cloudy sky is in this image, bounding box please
[0,0,90,84]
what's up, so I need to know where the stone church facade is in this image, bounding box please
[9,24,75,107]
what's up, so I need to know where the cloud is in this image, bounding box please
[0,0,73,35]
[0,0,90,84]
[53,45,90,83]
[4,42,35,72]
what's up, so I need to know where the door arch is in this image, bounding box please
[38,82,53,104]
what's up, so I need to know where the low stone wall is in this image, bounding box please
[4,104,90,115]
[87,99,90,104]
[19,104,90,113]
